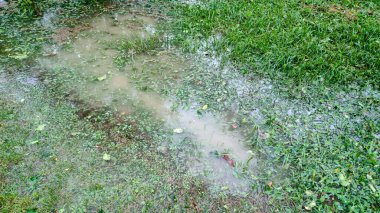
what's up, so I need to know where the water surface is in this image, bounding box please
[39,11,256,192]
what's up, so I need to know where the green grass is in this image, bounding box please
[171,51,380,211]
[163,1,380,211]
[171,0,380,88]
[1,0,379,212]
[114,36,163,67]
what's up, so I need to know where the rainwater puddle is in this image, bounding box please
[39,12,256,192]
[0,0,7,8]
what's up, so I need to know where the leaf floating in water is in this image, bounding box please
[97,74,107,81]
[222,154,235,167]
[221,186,229,191]
[173,128,183,134]
[36,124,46,131]
[103,153,111,161]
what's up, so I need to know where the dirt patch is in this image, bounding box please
[302,3,359,21]
[328,4,358,21]
[52,26,90,44]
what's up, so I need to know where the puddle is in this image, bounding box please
[0,0,7,8]
[39,12,256,192]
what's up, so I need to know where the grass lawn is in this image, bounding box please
[0,0,379,212]
[167,0,380,211]
[171,0,380,89]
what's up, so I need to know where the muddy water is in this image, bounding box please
[39,12,255,191]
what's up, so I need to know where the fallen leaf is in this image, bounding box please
[222,154,235,167]
[202,104,208,110]
[221,186,229,190]
[173,128,183,134]
[28,140,39,145]
[305,190,313,196]
[97,74,107,81]
[103,153,111,161]
[71,132,80,136]
[304,201,316,210]
[339,173,350,186]
[366,174,373,180]
[369,184,376,193]
[267,181,273,187]
[36,124,46,131]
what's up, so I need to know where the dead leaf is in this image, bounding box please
[222,154,235,167]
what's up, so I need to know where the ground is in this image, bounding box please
[0,0,379,212]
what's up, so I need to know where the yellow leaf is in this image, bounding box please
[36,124,46,131]
[304,201,316,210]
[97,74,107,81]
[10,53,28,60]
[305,190,313,196]
[339,173,350,187]
[369,184,376,193]
[103,153,111,161]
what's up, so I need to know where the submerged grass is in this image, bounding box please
[114,35,163,67]
[163,1,380,211]
[171,0,380,89]
[0,72,264,212]
[0,0,110,67]
[172,47,380,212]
